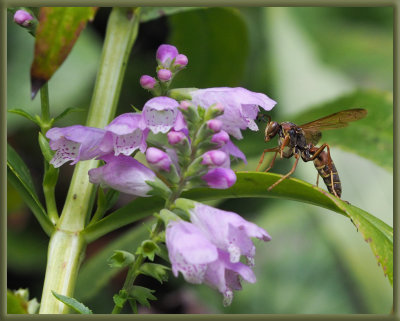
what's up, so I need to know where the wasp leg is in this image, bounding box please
[268,153,300,191]
[279,135,290,158]
[315,172,320,187]
[256,147,280,172]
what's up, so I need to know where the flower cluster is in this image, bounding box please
[165,199,271,306]
[140,44,188,96]
[45,44,276,305]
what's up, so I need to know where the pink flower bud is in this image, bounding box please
[211,130,230,146]
[156,44,179,67]
[146,147,172,172]
[212,102,225,113]
[202,150,228,167]
[167,130,186,145]
[179,101,191,110]
[14,10,34,27]
[202,168,236,189]
[140,75,156,89]
[174,54,188,68]
[157,69,172,82]
[207,119,222,132]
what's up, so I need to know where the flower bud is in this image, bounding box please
[174,54,188,68]
[146,147,172,172]
[157,69,172,82]
[140,75,157,89]
[167,130,186,145]
[201,150,228,167]
[156,44,179,67]
[202,168,236,189]
[211,130,230,147]
[207,119,222,132]
[179,100,191,110]
[88,155,156,197]
[14,10,34,27]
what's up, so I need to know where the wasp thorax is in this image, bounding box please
[264,121,279,142]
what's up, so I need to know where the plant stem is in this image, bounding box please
[39,84,59,224]
[39,7,141,314]
[40,83,51,131]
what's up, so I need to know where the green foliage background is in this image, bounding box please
[7,7,393,314]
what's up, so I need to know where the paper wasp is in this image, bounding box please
[256,108,368,198]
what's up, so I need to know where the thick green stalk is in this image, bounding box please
[39,8,141,314]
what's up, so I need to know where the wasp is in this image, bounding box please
[256,109,368,198]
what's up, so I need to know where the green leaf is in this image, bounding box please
[8,108,40,126]
[107,250,135,268]
[51,291,93,314]
[292,90,393,171]
[30,7,98,98]
[53,107,85,123]
[7,144,53,236]
[140,7,204,22]
[169,8,249,88]
[129,286,156,308]
[139,263,170,284]
[84,172,392,285]
[183,172,393,285]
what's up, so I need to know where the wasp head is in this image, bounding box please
[264,118,279,142]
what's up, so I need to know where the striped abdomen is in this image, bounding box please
[313,151,341,198]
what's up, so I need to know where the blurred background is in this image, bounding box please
[7,7,393,314]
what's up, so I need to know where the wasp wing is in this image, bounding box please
[299,108,367,145]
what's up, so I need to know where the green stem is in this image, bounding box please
[39,7,141,314]
[39,83,59,223]
[40,83,51,131]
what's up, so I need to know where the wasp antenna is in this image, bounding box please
[267,115,271,124]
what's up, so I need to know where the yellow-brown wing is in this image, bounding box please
[299,108,367,145]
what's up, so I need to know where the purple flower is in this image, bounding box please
[166,221,255,306]
[166,201,270,305]
[174,54,188,68]
[146,147,172,172]
[46,125,106,168]
[207,119,223,132]
[101,113,149,156]
[202,167,236,189]
[142,96,186,134]
[190,87,277,139]
[14,10,34,27]
[140,75,157,89]
[156,44,179,68]
[166,221,218,283]
[201,150,229,167]
[220,140,247,164]
[189,202,271,263]
[211,130,230,147]
[157,69,172,82]
[167,130,187,145]
[88,154,156,197]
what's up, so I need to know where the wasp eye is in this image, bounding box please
[265,121,279,141]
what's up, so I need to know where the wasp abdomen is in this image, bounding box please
[313,151,342,198]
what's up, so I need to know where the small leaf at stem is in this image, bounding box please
[128,286,156,308]
[8,109,41,126]
[107,250,135,268]
[139,263,170,284]
[53,107,85,123]
[51,291,93,314]
[113,290,128,308]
